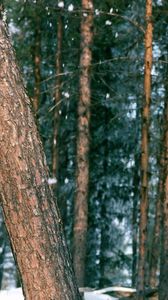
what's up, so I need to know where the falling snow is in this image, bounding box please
[68,4,74,12]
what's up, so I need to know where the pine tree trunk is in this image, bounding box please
[159,80,168,300]
[0,16,81,300]
[148,137,163,288]
[52,12,63,196]
[33,13,41,113]
[73,0,93,287]
[137,0,153,298]
[132,152,140,287]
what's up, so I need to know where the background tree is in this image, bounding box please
[73,0,94,287]
[137,0,153,298]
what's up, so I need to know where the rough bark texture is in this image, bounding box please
[73,0,93,287]
[159,87,168,300]
[0,18,81,300]
[33,14,41,113]
[137,0,153,298]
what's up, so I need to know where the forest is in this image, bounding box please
[0,0,167,299]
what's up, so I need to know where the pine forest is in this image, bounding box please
[0,0,167,299]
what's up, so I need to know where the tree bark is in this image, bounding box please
[148,140,163,288]
[137,0,153,298]
[73,0,93,287]
[132,152,140,287]
[33,13,41,113]
[159,82,168,300]
[0,16,81,300]
[52,12,63,195]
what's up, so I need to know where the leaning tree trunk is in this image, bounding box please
[73,0,93,287]
[0,14,81,300]
[137,0,153,299]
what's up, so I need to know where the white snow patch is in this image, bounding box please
[68,4,74,11]
[48,178,57,185]
[0,288,24,300]
[0,288,117,300]
[58,1,64,8]
[64,178,69,184]
[95,9,100,15]
[85,292,116,300]
[64,92,70,98]
[105,20,112,26]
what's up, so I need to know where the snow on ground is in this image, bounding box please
[0,288,117,300]
[0,288,23,300]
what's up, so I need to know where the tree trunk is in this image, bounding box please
[73,0,93,287]
[137,0,153,298]
[0,15,81,300]
[159,82,168,300]
[132,152,140,287]
[52,12,63,197]
[148,138,163,288]
[33,13,41,113]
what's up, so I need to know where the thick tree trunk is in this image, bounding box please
[33,14,41,113]
[137,0,153,298]
[0,16,81,300]
[73,0,93,287]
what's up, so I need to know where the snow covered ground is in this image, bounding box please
[0,288,117,300]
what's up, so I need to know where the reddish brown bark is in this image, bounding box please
[0,17,81,300]
[137,0,153,298]
[73,0,93,287]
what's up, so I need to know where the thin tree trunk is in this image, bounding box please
[137,0,153,298]
[0,15,81,300]
[159,85,168,300]
[132,152,140,287]
[99,128,109,288]
[33,13,41,113]
[73,0,93,287]
[52,12,63,193]
[148,135,164,288]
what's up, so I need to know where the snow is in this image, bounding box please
[85,292,117,300]
[0,288,23,300]
[0,288,117,300]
